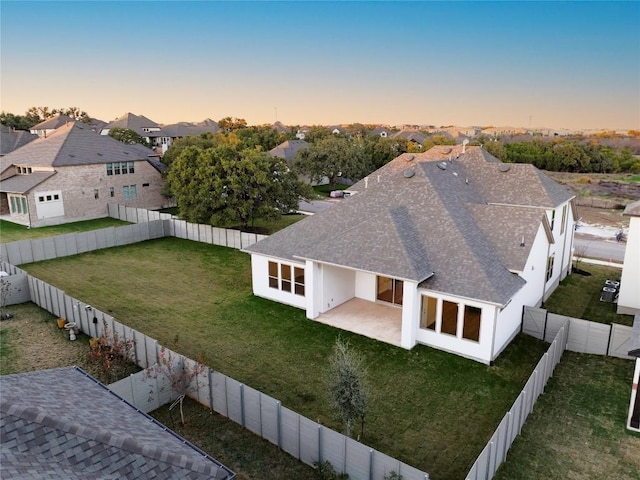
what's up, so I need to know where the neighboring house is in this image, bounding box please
[269,139,309,166]
[29,114,75,138]
[159,118,220,153]
[617,200,640,315]
[627,313,640,432]
[244,145,576,364]
[0,367,234,479]
[101,112,163,146]
[0,121,168,227]
[0,125,37,156]
[295,127,310,140]
[272,121,291,134]
[391,129,428,147]
[370,127,390,138]
[329,125,347,135]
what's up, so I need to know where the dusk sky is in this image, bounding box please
[1,1,639,130]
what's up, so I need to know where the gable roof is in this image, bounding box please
[105,113,162,137]
[0,125,38,156]
[269,140,309,164]
[30,114,75,132]
[246,145,573,306]
[391,130,427,144]
[161,119,220,138]
[0,121,159,169]
[0,367,234,479]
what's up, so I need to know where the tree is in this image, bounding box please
[294,136,370,190]
[144,336,206,425]
[218,116,247,132]
[108,127,151,148]
[0,112,39,130]
[304,125,332,143]
[168,145,310,228]
[161,132,218,167]
[364,136,407,170]
[325,337,369,439]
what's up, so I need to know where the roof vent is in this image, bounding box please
[453,172,458,177]
[97,152,103,156]
[437,162,447,170]
[68,154,75,157]
[403,169,415,178]
[443,148,453,154]
[123,151,129,155]
[499,164,511,172]
[405,154,415,162]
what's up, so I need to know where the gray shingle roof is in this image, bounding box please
[0,125,38,156]
[105,113,162,138]
[269,140,309,164]
[0,171,56,194]
[0,121,158,169]
[30,115,75,131]
[245,145,573,306]
[391,130,427,144]
[0,367,234,479]
[160,119,220,138]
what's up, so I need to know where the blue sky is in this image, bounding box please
[1,1,639,129]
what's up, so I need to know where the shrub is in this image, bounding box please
[86,320,134,383]
[314,460,349,480]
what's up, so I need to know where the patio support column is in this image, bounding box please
[306,260,321,319]
[400,281,418,349]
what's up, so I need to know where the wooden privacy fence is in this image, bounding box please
[465,318,570,480]
[12,262,429,480]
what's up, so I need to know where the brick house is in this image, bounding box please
[0,121,168,227]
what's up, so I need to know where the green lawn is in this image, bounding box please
[21,237,547,480]
[0,218,131,244]
[544,265,633,326]
[495,353,639,480]
[313,182,350,197]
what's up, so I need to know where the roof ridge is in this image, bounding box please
[0,401,221,475]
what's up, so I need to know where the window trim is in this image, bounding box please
[268,260,305,297]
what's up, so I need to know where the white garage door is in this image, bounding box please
[35,190,65,219]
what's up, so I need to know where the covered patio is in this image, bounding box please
[314,298,403,346]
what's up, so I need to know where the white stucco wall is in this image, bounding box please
[250,254,307,309]
[618,215,640,314]
[415,291,497,364]
[320,264,355,313]
[355,271,376,302]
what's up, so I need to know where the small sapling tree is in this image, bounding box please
[325,337,369,439]
[145,335,206,425]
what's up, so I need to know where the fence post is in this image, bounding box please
[240,384,245,427]
[208,368,214,412]
[277,401,282,450]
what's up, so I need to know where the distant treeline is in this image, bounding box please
[480,137,640,173]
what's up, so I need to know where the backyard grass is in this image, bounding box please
[495,352,640,480]
[313,182,350,197]
[151,398,317,480]
[0,302,317,479]
[21,237,548,480]
[0,217,131,244]
[544,264,633,326]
